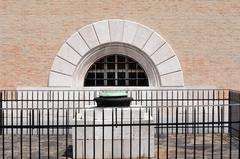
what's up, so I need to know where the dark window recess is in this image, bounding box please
[107,80,115,86]
[96,73,104,79]
[129,63,136,69]
[129,80,136,86]
[107,63,115,69]
[84,55,149,86]
[118,80,125,86]
[107,72,115,79]
[85,80,95,86]
[118,72,125,78]
[117,63,125,69]
[96,80,104,86]
[96,63,104,69]
[107,55,115,62]
[138,72,146,78]
[129,73,136,78]
[86,73,95,79]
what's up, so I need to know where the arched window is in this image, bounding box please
[84,55,149,86]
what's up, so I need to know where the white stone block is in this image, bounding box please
[132,25,153,49]
[51,56,76,76]
[143,32,165,56]
[72,138,154,159]
[72,106,155,158]
[157,56,181,75]
[109,19,124,42]
[93,20,110,44]
[57,43,81,65]
[123,20,138,43]
[48,71,72,87]
[151,43,176,65]
[161,71,184,86]
[79,24,99,49]
[66,32,90,56]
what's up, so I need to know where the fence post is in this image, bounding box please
[229,90,240,138]
[229,90,232,135]
[0,91,3,135]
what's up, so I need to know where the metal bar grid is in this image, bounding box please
[0,89,239,159]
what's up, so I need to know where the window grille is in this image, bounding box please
[84,55,149,86]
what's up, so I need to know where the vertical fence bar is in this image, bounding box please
[74,111,77,159]
[176,106,178,159]
[57,108,59,159]
[93,109,95,159]
[212,91,215,159]
[56,91,59,158]
[161,90,163,134]
[65,109,69,159]
[184,91,189,159]
[41,91,44,135]
[193,108,196,159]
[0,91,4,159]
[48,109,50,159]
[184,108,187,159]
[121,108,123,159]
[157,107,160,159]
[148,108,151,159]
[208,90,210,133]
[11,102,13,158]
[130,108,132,159]
[196,90,199,133]
[51,91,54,135]
[217,90,220,133]
[15,91,19,135]
[84,109,86,159]
[20,109,23,159]
[203,107,205,159]
[166,103,169,159]
[172,90,174,134]
[62,92,65,135]
[202,90,205,133]
[29,110,32,159]
[111,108,114,159]
[0,91,2,135]
[5,91,8,135]
[38,109,41,159]
[27,91,29,135]
[139,108,141,158]
[102,108,105,159]
[31,91,34,135]
[220,106,223,159]
[229,91,232,159]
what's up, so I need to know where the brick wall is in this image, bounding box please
[0,0,239,89]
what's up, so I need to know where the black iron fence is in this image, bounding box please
[0,89,239,158]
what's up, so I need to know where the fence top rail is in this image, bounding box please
[0,88,231,92]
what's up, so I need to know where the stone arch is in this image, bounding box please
[49,19,184,88]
